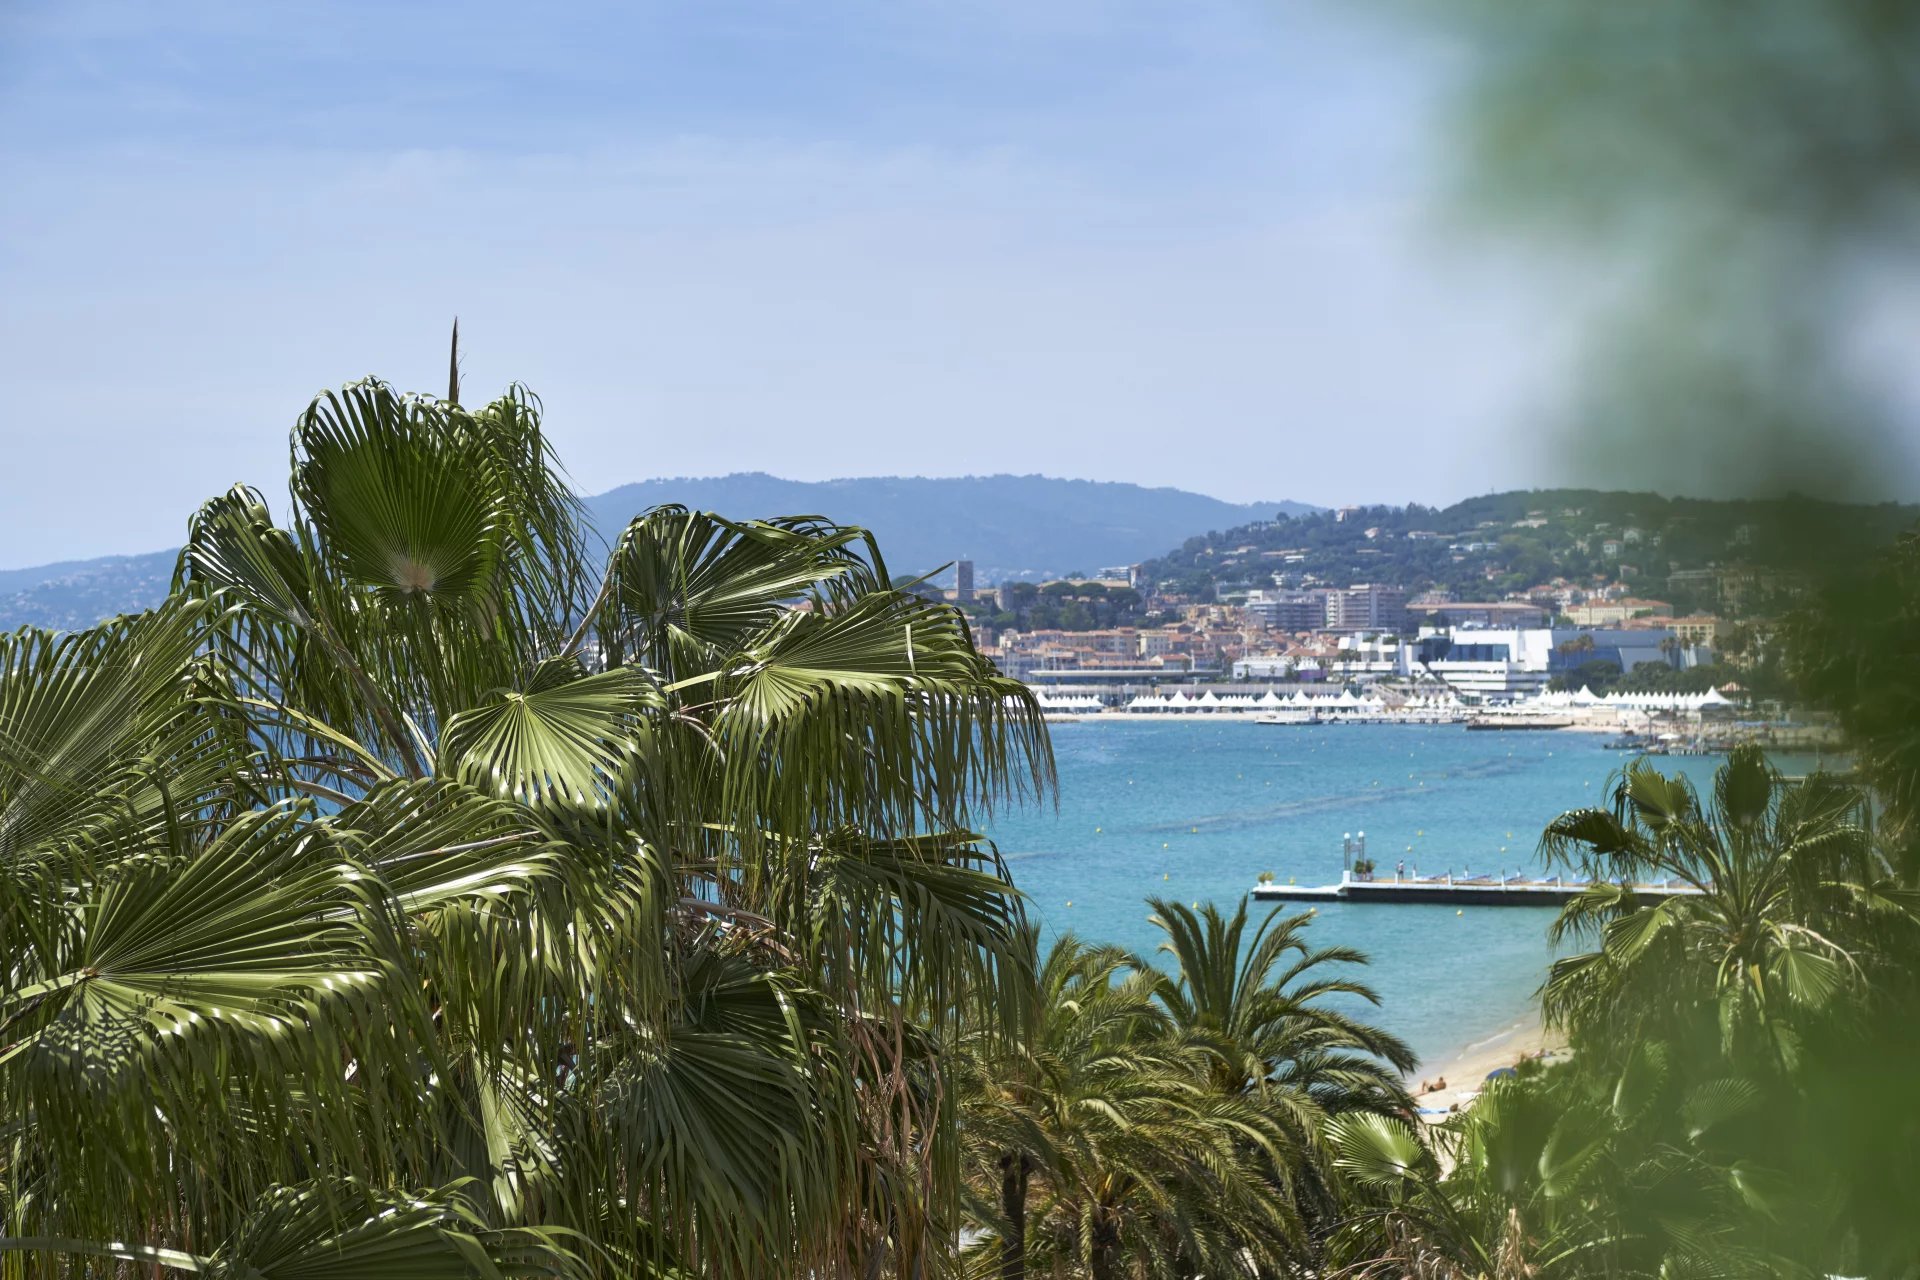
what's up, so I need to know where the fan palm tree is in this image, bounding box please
[1,377,1051,1278]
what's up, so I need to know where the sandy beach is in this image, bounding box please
[1407,1013,1565,1116]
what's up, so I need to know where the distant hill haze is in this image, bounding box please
[582,474,1311,585]
[0,474,1314,631]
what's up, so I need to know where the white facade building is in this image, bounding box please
[1406,626,1713,701]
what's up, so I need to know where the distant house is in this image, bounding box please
[1669,615,1727,646]
[1565,598,1674,627]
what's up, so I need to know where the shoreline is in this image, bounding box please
[1040,712,1480,725]
[1038,713,1833,751]
[1408,1011,1564,1115]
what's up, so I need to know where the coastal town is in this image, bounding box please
[936,503,1829,744]
[965,571,1745,689]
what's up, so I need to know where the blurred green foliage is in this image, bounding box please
[1329,747,1920,1276]
[1404,0,1920,499]
[1789,529,1920,864]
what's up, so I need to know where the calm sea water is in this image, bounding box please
[986,721,1763,1066]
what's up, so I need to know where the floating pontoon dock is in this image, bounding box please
[1252,872,1705,908]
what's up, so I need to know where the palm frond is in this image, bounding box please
[440,658,662,810]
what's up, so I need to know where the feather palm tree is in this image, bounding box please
[1324,748,1916,1278]
[1536,745,1897,1066]
[1136,896,1417,1252]
[1,376,1052,1279]
[957,930,1308,1280]
[1141,896,1417,1101]
[956,901,1416,1279]
[954,929,1162,1280]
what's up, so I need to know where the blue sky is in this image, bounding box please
[0,0,1585,566]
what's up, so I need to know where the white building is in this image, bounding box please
[1408,627,1708,702]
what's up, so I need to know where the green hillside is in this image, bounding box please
[1139,489,1920,617]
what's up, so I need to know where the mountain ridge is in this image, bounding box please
[0,473,1316,631]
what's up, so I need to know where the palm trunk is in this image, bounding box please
[997,1151,1029,1280]
[1089,1204,1120,1280]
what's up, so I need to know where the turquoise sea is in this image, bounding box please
[986,721,1765,1067]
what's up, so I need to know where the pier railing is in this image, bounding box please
[1259,872,1703,907]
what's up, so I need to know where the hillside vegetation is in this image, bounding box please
[1141,489,1920,616]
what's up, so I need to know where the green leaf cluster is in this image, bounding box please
[1,377,1052,1279]
[954,897,1415,1278]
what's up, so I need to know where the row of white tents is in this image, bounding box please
[1132,689,1390,712]
[1030,693,1107,711]
[1031,688,1401,714]
[1031,684,1737,717]
[1505,685,1739,714]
